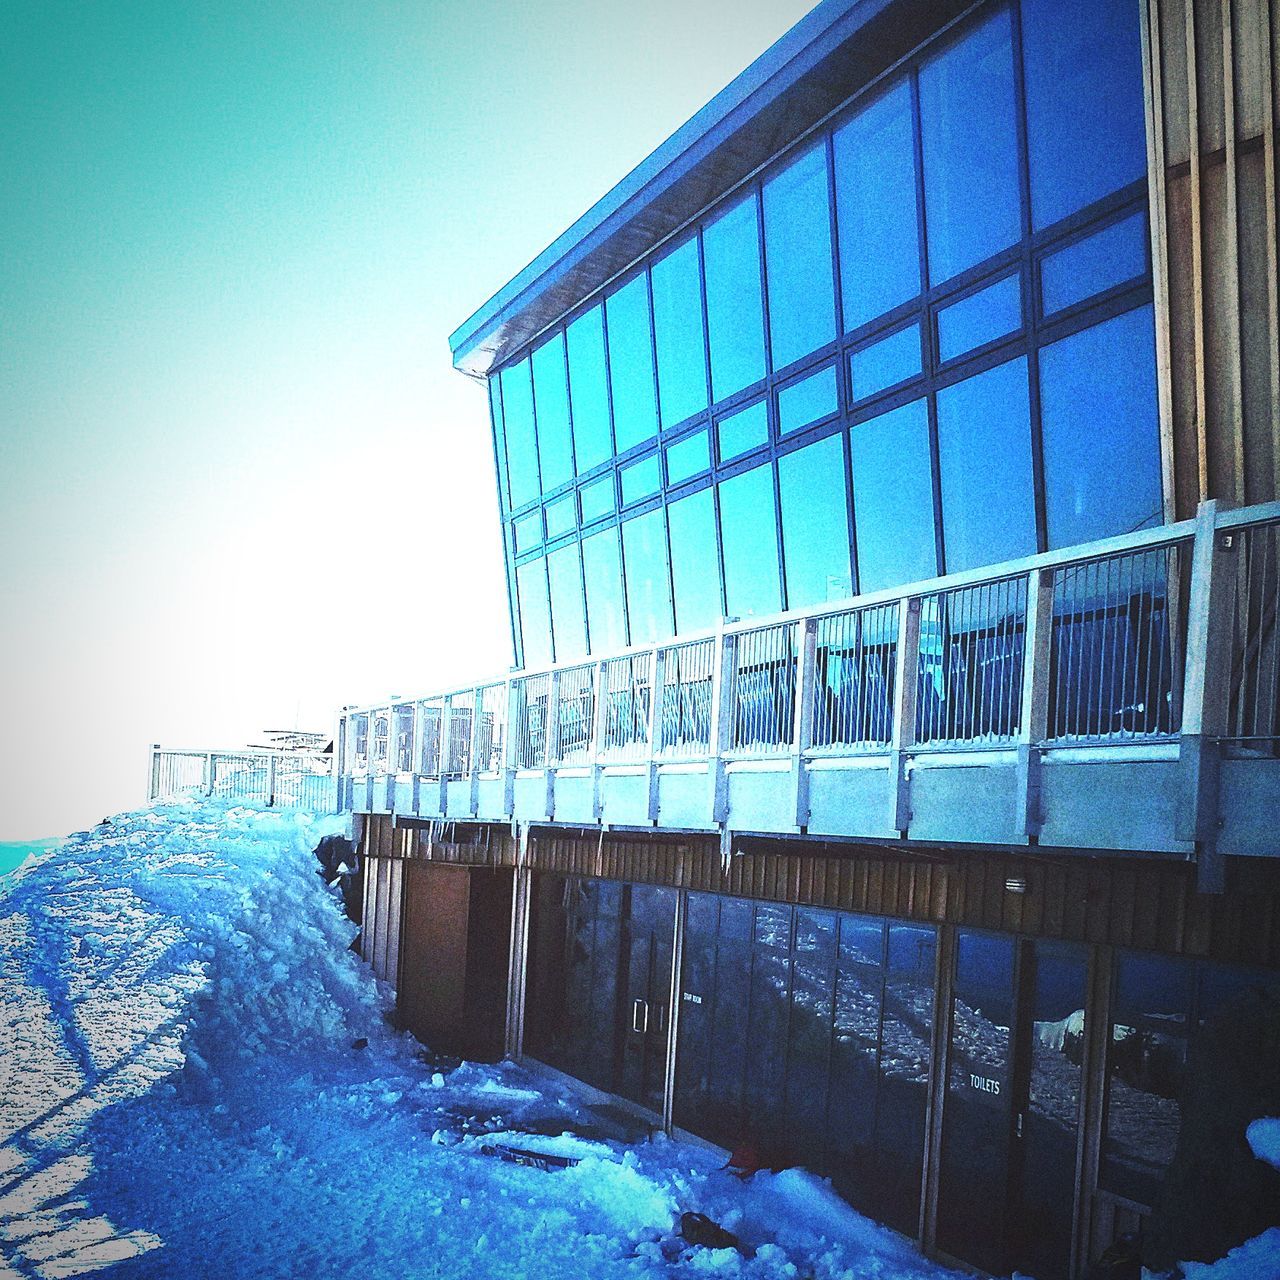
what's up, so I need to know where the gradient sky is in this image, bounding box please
[0,0,816,840]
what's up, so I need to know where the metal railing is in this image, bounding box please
[148,746,336,810]
[1225,516,1280,750]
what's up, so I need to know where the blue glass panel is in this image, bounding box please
[516,557,552,669]
[919,9,1021,285]
[605,275,659,451]
[582,528,627,653]
[717,400,769,461]
[936,356,1038,572]
[544,494,576,540]
[1041,211,1148,315]
[566,304,613,473]
[718,463,781,618]
[620,453,661,506]
[621,508,673,643]
[651,238,709,429]
[513,512,542,554]
[500,359,540,508]
[937,273,1021,363]
[779,433,852,608]
[579,474,615,524]
[778,364,839,435]
[1040,305,1162,548]
[834,81,921,333]
[850,323,922,401]
[1022,0,1147,231]
[850,399,937,591]
[547,541,586,663]
[665,431,710,486]
[531,333,574,493]
[667,488,722,632]
[703,193,766,402]
[488,378,509,511]
[763,142,837,370]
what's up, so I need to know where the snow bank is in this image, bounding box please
[1246,1117,1280,1172]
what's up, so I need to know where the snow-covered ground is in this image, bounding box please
[0,800,958,1280]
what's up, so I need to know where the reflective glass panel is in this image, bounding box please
[778,364,838,436]
[652,238,709,429]
[579,474,615,524]
[516,557,552,669]
[850,322,921,401]
[621,508,673,643]
[667,487,722,633]
[531,332,574,493]
[1040,305,1162,548]
[620,453,661,506]
[513,512,542,554]
[547,541,586,663]
[786,910,838,1150]
[936,356,1038,571]
[834,81,921,333]
[850,398,937,590]
[582,527,627,653]
[566,304,613,473]
[605,275,659,451]
[501,358,540,508]
[717,400,769,461]
[543,494,576,540]
[703,192,766,402]
[1041,210,1148,315]
[779,433,852,608]
[763,142,837,370]
[665,430,710,486]
[919,9,1021,284]
[937,273,1021,363]
[719,462,781,618]
[1022,0,1147,230]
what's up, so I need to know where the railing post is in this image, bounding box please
[148,743,161,802]
[646,648,665,823]
[888,597,922,834]
[1016,567,1055,837]
[410,701,426,816]
[503,678,519,818]
[266,753,277,808]
[793,618,818,829]
[469,687,484,817]
[708,631,736,838]
[204,751,215,797]
[438,695,453,817]
[590,660,610,822]
[543,671,560,821]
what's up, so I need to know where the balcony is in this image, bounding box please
[338,500,1280,888]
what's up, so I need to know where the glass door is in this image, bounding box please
[618,884,677,1113]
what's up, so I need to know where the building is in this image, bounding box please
[337,2,1280,1276]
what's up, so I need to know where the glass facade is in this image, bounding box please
[489,0,1156,668]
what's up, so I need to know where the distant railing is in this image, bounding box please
[148,746,336,810]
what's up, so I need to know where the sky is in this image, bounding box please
[0,0,817,840]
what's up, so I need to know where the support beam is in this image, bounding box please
[888,598,922,835]
[1016,567,1056,837]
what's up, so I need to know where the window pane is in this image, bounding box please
[919,9,1021,284]
[704,193,766,402]
[489,378,509,511]
[516,557,552,669]
[579,474,615,524]
[719,463,781,618]
[850,322,921,401]
[620,453,661,505]
[1040,305,1162,548]
[936,356,1038,572]
[532,333,574,492]
[778,364,839,436]
[666,431,710,486]
[652,238,709,429]
[667,487,722,632]
[582,528,627,653]
[605,275,659,451]
[513,511,542,554]
[501,359,540,508]
[937,273,1021,363]
[1022,0,1147,230]
[547,542,586,663]
[621,508,672,643]
[850,399,937,590]
[1041,210,1148,315]
[566,305,613,473]
[544,494,576,540]
[779,433,852,608]
[763,142,837,370]
[834,81,921,333]
[718,400,769,461]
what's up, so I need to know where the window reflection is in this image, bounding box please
[778,433,852,609]
[717,400,769,462]
[719,462,781,618]
[704,192,766,401]
[850,322,922,401]
[501,359,540,509]
[667,488,721,632]
[652,238,709,429]
[937,273,1021,363]
[621,507,672,644]
[582,527,627,654]
[1041,211,1147,315]
[606,276,659,452]
[566,305,613,473]
[532,332,574,493]
[778,364,838,436]
[546,541,586,663]
[515,557,552,669]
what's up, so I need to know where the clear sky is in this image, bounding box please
[0,0,816,840]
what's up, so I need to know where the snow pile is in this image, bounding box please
[1246,1117,1280,1172]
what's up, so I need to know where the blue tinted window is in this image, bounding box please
[1041,211,1148,315]
[718,400,769,461]
[652,238,709,429]
[1022,0,1147,230]
[763,143,837,370]
[501,359,540,508]
[936,356,1038,572]
[488,378,509,511]
[834,81,921,333]
[850,399,937,590]
[532,333,574,492]
[621,508,673,643]
[850,323,922,401]
[937,274,1021,363]
[513,511,542,554]
[516,557,553,669]
[1039,305,1162,548]
[579,474,615,524]
[582,528,627,653]
[666,431,710,486]
[566,305,613,473]
[547,542,586,663]
[544,494,576,540]
[620,453,661,505]
[667,488,722,632]
[778,364,838,436]
[719,463,781,618]
[779,434,853,608]
[704,193,766,402]
[605,276,659,451]
[919,10,1021,285]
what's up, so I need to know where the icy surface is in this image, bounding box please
[1246,1117,1280,1172]
[1,800,963,1280]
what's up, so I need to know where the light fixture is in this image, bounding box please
[1004,875,1028,895]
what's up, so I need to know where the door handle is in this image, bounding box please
[1016,1111,1024,1140]
[632,998,648,1034]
